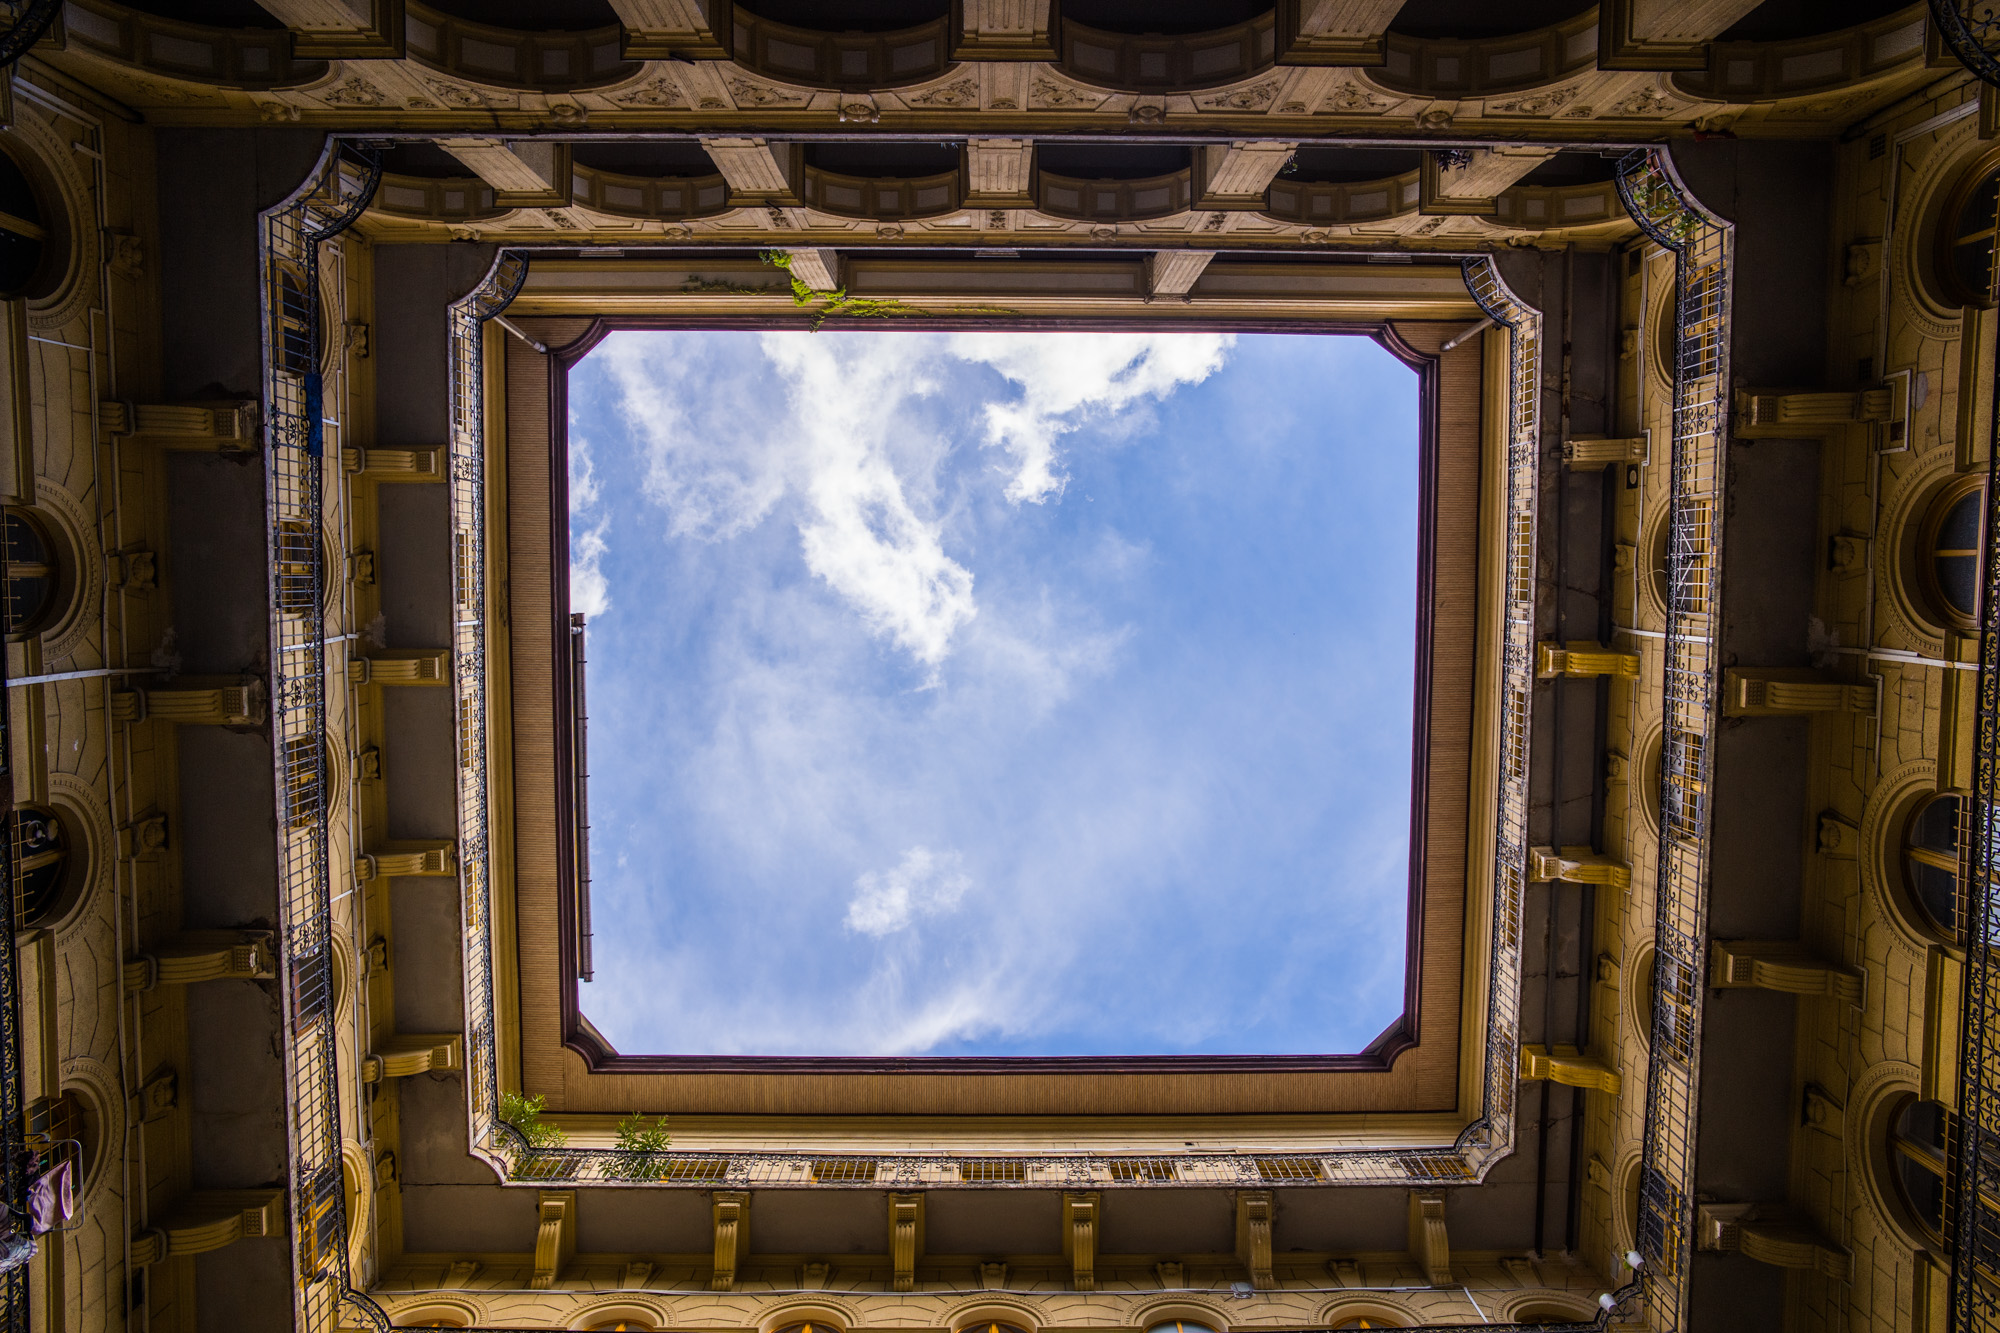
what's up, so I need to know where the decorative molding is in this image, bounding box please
[348,650,450,685]
[342,444,441,477]
[1520,1044,1621,1095]
[1407,1190,1451,1286]
[355,842,456,882]
[122,932,276,992]
[1527,845,1633,891]
[1735,381,1908,443]
[129,1190,284,1266]
[531,1191,576,1289]
[1062,1192,1099,1291]
[111,680,264,727]
[1235,1189,1275,1288]
[1696,1202,1851,1279]
[888,1193,924,1292]
[1723,668,1874,716]
[98,400,256,444]
[1710,940,1864,1007]
[711,1191,749,1291]
[1562,435,1648,468]
[1536,641,1641,679]
[361,1033,464,1082]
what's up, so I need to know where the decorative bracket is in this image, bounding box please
[1696,1202,1850,1279]
[1537,641,1641,679]
[348,650,449,685]
[1711,940,1863,1007]
[1520,1044,1622,1096]
[531,1191,576,1290]
[1723,668,1873,716]
[355,841,456,882]
[111,679,264,726]
[342,445,441,478]
[129,1190,283,1266]
[1407,1190,1451,1286]
[123,932,276,991]
[711,1191,749,1291]
[1062,1191,1099,1292]
[1528,846,1632,891]
[1235,1188,1275,1289]
[361,1033,463,1082]
[888,1192,924,1292]
[1561,435,1648,469]
[1734,377,1909,446]
[99,399,257,446]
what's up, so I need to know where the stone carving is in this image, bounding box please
[1031,78,1102,109]
[906,78,978,108]
[1322,82,1391,113]
[1613,86,1676,117]
[426,79,487,109]
[1198,79,1280,111]
[726,78,806,108]
[320,77,386,107]
[838,98,880,123]
[611,77,686,107]
[548,102,589,126]
[1490,86,1577,116]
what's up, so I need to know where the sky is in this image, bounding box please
[568,326,1420,1058]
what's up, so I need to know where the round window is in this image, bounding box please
[1885,1094,1948,1245]
[1901,791,1964,942]
[0,145,49,300]
[2,508,60,637]
[1916,476,1985,633]
[13,804,78,930]
[1938,148,2000,308]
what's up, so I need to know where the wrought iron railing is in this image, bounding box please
[1614,148,1735,1333]
[442,257,1545,1196]
[1932,0,2000,88]
[0,0,59,67]
[258,136,388,1333]
[0,381,20,1333]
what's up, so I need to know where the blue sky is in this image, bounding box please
[568,327,1419,1058]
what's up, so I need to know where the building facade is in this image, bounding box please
[0,2,1994,1332]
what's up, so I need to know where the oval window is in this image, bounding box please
[2,508,59,636]
[1887,1094,1948,1244]
[12,804,75,929]
[1940,150,2000,308]
[1918,477,1985,631]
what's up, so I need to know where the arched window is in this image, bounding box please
[1939,149,2000,308]
[1918,477,1985,632]
[1886,1095,1948,1244]
[12,804,74,929]
[961,1322,1029,1333]
[0,146,48,299]
[2,508,58,636]
[1902,791,1964,941]
[1146,1322,1216,1333]
[271,258,318,378]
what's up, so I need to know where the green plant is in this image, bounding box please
[498,1090,566,1149]
[758,250,1014,330]
[616,1112,671,1154]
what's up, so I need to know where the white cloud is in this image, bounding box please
[568,431,611,617]
[949,332,1234,503]
[844,845,971,937]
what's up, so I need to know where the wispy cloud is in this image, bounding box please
[845,845,972,936]
[949,332,1233,503]
[569,329,1419,1058]
[569,431,611,617]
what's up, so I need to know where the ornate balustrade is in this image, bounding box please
[1056,13,1276,92]
[731,6,951,90]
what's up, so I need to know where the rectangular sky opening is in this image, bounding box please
[566,327,1421,1059]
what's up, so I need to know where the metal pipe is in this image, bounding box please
[6,665,159,688]
[1441,316,1495,352]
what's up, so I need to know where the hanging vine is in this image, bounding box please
[676,251,1015,330]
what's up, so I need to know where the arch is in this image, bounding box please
[0,129,71,305]
[1860,759,1947,963]
[570,1298,670,1330]
[31,480,100,663]
[389,1295,485,1327]
[758,1300,857,1333]
[1131,1297,1233,1333]
[15,800,92,933]
[1499,1292,1599,1322]
[1622,940,1657,1053]
[1846,1060,1926,1253]
[340,1139,372,1275]
[1632,723,1664,838]
[945,1298,1044,1332]
[1913,473,1985,633]
[1315,1294,1419,1327]
[55,1055,117,1205]
[44,776,109,941]
[1894,116,1987,341]
[1876,454,1960,653]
